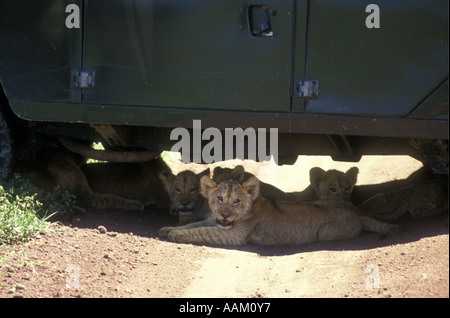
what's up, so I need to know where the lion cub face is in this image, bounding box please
[160,169,210,212]
[309,167,359,201]
[201,175,259,228]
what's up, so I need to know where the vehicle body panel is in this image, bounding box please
[408,80,449,120]
[0,0,448,142]
[0,1,78,103]
[303,0,448,117]
[83,0,293,112]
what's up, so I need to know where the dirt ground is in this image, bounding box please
[0,155,448,299]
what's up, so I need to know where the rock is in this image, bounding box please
[98,226,107,234]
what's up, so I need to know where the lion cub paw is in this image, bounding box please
[159,226,176,237]
[167,229,187,242]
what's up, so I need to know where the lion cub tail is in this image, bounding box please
[362,215,401,235]
[79,192,144,211]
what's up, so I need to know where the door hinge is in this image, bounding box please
[72,69,96,89]
[294,78,319,100]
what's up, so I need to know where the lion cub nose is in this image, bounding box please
[221,210,232,219]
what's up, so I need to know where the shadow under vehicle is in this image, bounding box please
[0,1,448,178]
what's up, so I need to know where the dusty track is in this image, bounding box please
[0,155,448,298]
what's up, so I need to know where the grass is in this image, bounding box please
[160,151,181,165]
[0,174,76,245]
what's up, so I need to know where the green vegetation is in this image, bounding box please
[0,174,76,245]
[86,142,106,164]
[160,151,181,165]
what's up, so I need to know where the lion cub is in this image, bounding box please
[159,167,399,246]
[82,156,172,210]
[297,166,359,201]
[357,178,448,221]
[28,148,145,211]
[160,168,211,224]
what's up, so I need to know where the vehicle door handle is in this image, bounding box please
[248,5,273,37]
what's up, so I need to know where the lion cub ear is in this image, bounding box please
[309,167,326,190]
[197,167,211,178]
[159,170,174,185]
[230,165,246,183]
[200,175,218,198]
[242,176,260,201]
[345,167,359,186]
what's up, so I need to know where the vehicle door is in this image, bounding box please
[293,0,448,118]
[82,0,297,112]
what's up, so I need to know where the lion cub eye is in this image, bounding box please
[233,199,241,206]
[329,186,337,193]
[217,196,223,203]
[175,188,181,194]
[190,188,197,193]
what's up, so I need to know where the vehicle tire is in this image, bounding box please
[0,111,13,179]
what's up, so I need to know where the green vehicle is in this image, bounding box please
[0,0,448,179]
